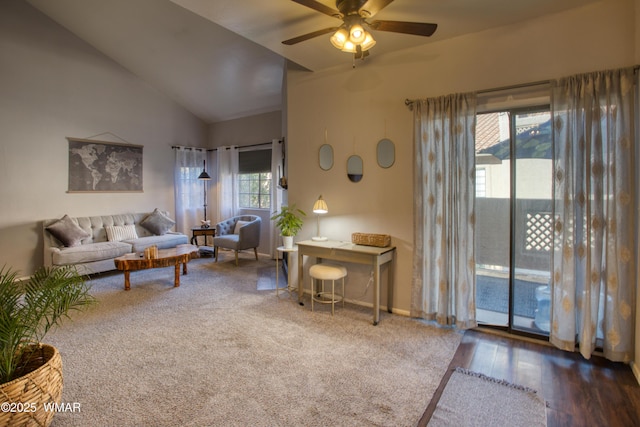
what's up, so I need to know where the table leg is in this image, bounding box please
[123,270,131,291]
[373,258,380,326]
[387,252,395,313]
[297,251,304,306]
[174,264,180,287]
[183,261,188,275]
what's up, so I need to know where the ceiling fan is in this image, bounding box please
[282,0,437,60]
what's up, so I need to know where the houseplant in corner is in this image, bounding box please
[271,204,306,249]
[0,265,95,427]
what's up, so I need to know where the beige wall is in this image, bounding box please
[286,0,636,317]
[0,0,208,275]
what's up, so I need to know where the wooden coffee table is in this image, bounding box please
[114,244,200,290]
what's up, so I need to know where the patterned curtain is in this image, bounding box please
[551,67,636,362]
[174,147,209,233]
[411,93,477,329]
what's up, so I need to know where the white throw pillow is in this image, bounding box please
[234,220,250,234]
[106,224,139,242]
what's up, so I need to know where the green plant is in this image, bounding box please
[0,265,96,383]
[270,204,306,237]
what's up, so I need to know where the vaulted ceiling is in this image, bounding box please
[26,0,599,124]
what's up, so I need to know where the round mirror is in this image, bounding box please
[377,138,395,168]
[319,144,333,171]
[347,155,363,183]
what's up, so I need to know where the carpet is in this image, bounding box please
[427,368,547,427]
[46,254,462,427]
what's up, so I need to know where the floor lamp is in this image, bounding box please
[198,160,211,228]
[312,195,328,241]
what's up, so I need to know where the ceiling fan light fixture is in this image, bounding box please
[330,27,349,49]
[341,40,357,53]
[360,31,376,51]
[349,23,366,44]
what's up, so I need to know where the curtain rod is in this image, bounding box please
[404,79,551,108]
[172,139,283,152]
[405,65,640,108]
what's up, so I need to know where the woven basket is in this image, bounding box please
[0,344,63,427]
[351,232,391,247]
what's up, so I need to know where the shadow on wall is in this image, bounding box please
[0,221,43,276]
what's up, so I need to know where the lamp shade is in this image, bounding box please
[313,195,328,214]
[198,160,211,180]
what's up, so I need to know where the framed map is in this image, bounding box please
[67,137,143,192]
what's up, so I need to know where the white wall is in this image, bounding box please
[286,0,636,315]
[0,0,208,275]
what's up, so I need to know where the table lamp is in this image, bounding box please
[312,195,328,241]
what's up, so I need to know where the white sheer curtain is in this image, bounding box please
[270,139,284,258]
[216,145,239,221]
[551,67,636,362]
[411,93,477,329]
[174,147,209,233]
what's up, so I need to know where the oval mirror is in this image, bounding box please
[319,144,333,170]
[347,155,363,183]
[377,138,395,168]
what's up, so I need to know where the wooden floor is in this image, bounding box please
[419,328,640,427]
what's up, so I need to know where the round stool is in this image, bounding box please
[309,263,347,315]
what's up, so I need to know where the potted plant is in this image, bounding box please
[0,265,95,427]
[271,204,306,248]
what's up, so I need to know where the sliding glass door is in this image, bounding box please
[475,108,552,336]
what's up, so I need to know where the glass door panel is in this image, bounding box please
[475,109,551,337]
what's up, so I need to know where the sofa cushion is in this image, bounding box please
[234,220,249,234]
[46,215,91,247]
[52,241,132,266]
[140,209,175,235]
[106,224,139,242]
[124,233,189,252]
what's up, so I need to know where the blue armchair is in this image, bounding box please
[213,215,261,265]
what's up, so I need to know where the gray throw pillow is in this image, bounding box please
[140,209,176,235]
[46,215,90,247]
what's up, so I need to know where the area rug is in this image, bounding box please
[46,255,462,426]
[427,368,547,426]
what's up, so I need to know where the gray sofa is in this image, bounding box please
[43,210,189,275]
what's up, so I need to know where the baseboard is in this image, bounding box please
[342,297,410,317]
[631,361,640,385]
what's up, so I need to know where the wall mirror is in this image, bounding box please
[319,144,333,170]
[347,155,363,182]
[377,138,395,168]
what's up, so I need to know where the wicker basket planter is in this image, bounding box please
[0,344,63,427]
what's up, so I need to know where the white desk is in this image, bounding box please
[296,240,396,325]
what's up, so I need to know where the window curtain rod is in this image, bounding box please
[405,65,640,109]
[404,79,550,109]
[172,139,283,152]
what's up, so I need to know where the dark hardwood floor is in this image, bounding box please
[419,328,640,427]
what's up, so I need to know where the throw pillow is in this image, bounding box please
[234,220,250,234]
[105,224,139,242]
[46,215,90,247]
[140,209,176,235]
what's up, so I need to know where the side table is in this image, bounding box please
[191,227,216,256]
[276,245,298,297]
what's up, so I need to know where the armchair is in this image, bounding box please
[213,215,261,265]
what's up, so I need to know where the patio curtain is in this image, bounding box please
[411,93,478,329]
[173,147,209,233]
[270,139,284,258]
[550,67,636,362]
[216,145,239,222]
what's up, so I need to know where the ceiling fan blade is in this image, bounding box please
[369,20,437,37]
[282,27,340,45]
[358,0,395,18]
[291,0,342,18]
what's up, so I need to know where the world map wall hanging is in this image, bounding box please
[67,137,143,192]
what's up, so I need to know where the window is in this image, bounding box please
[475,168,486,197]
[239,172,271,209]
[238,149,271,209]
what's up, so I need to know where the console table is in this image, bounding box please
[296,240,396,325]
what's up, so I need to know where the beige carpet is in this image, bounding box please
[427,368,547,426]
[47,254,462,426]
